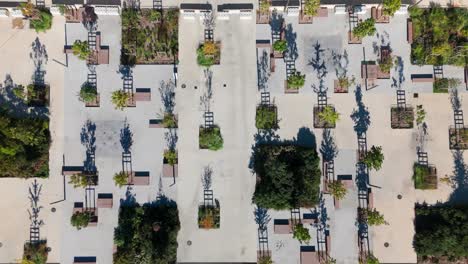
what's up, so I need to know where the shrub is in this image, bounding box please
[378,56,394,73]
[363,145,384,171]
[256,105,277,129]
[366,254,380,264]
[366,208,387,226]
[30,9,53,33]
[199,126,223,151]
[12,85,26,100]
[287,71,306,89]
[72,40,91,60]
[197,42,219,67]
[353,18,376,38]
[383,0,401,16]
[71,211,91,230]
[303,0,320,16]
[69,173,88,188]
[252,144,321,209]
[433,78,460,93]
[148,9,161,21]
[293,224,311,244]
[164,150,177,165]
[328,180,347,200]
[257,255,273,264]
[318,106,340,126]
[22,241,48,264]
[273,40,287,53]
[111,90,130,110]
[413,163,434,189]
[259,0,270,13]
[79,83,97,103]
[113,200,180,264]
[198,205,220,229]
[113,171,128,187]
[338,76,355,89]
[163,112,177,128]
[202,41,218,55]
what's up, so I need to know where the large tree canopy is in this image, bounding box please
[252,144,321,209]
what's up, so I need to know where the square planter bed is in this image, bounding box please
[162,150,178,178]
[413,163,437,189]
[199,126,223,150]
[284,80,299,94]
[334,80,349,93]
[449,127,468,149]
[314,106,337,128]
[348,31,362,44]
[198,204,220,229]
[256,104,278,129]
[197,41,221,66]
[256,11,270,24]
[27,83,50,107]
[85,93,100,107]
[391,106,414,129]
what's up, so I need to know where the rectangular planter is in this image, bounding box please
[348,31,362,44]
[313,106,337,128]
[198,205,220,229]
[334,80,349,93]
[284,80,299,94]
[413,163,437,190]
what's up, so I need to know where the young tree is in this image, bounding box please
[363,145,384,171]
[273,40,287,53]
[70,211,91,230]
[328,180,347,200]
[111,90,130,110]
[72,40,91,61]
[164,150,177,166]
[287,71,306,89]
[30,10,53,33]
[68,173,88,188]
[383,0,401,16]
[353,18,376,38]
[320,129,338,162]
[366,209,387,226]
[303,0,320,16]
[293,224,311,244]
[318,105,340,125]
[416,105,426,126]
[79,83,97,103]
[113,171,128,187]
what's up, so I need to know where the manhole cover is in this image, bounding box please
[187,240,192,246]
[397,194,402,199]
[384,242,390,247]
[181,84,186,88]
[51,207,56,213]
[46,247,51,252]
[194,86,197,89]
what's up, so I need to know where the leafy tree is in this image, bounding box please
[318,106,340,126]
[383,0,401,16]
[366,209,387,226]
[287,71,306,89]
[69,173,88,188]
[70,211,91,230]
[111,90,130,110]
[273,40,287,53]
[199,126,223,150]
[353,18,376,38]
[79,83,97,103]
[256,105,277,129]
[303,0,320,16]
[113,171,128,187]
[163,113,177,128]
[164,150,177,165]
[328,180,347,200]
[72,40,91,61]
[30,9,53,32]
[253,144,321,209]
[363,145,384,171]
[12,85,26,100]
[293,224,311,244]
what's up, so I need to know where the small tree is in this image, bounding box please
[257,255,273,264]
[111,90,130,110]
[328,180,347,200]
[383,0,401,16]
[318,105,340,125]
[416,105,426,126]
[352,18,376,38]
[303,0,320,16]
[293,224,311,244]
[72,40,91,60]
[287,71,306,89]
[113,171,128,187]
[70,211,91,230]
[273,40,287,53]
[69,173,88,188]
[363,145,384,171]
[366,209,387,226]
[79,83,97,103]
[12,85,26,100]
[378,56,394,73]
[30,9,53,33]
[164,150,177,166]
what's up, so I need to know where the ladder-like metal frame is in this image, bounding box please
[122,152,133,176]
[396,90,406,108]
[204,111,214,128]
[87,73,97,88]
[261,91,271,106]
[285,58,296,78]
[203,189,214,207]
[257,227,269,256]
[290,208,301,226]
[317,91,327,108]
[123,74,133,94]
[454,110,464,129]
[348,9,358,31]
[204,29,214,42]
[357,133,367,158]
[433,65,444,80]
[326,160,334,182]
[30,226,40,242]
[417,151,428,166]
[271,30,281,45]
[88,31,97,50]
[153,0,162,10]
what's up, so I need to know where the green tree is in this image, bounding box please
[328,180,347,200]
[366,209,387,226]
[366,254,380,264]
[256,105,277,129]
[30,9,53,32]
[113,171,128,187]
[12,85,26,100]
[273,40,287,53]
[287,71,306,89]
[383,0,401,16]
[199,126,223,150]
[363,145,384,171]
[163,113,177,128]
[378,56,394,73]
[416,105,426,125]
[69,173,88,188]
[303,0,320,16]
[318,106,340,125]
[293,224,311,244]
[164,150,177,165]
[111,90,130,110]
[70,211,91,230]
[79,83,97,103]
[353,18,376,38]
[72,40,91,61]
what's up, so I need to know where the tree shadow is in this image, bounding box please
[164,128,178,151]
[448,150,468,204]
[30,37,48,86]
[350,85,371,136]
[82,6,98,31]
[257,49,270,91]
[201,165,213,191]
[28,179,44,228]
[295,127,317,149]
[120,120,133,153]
[254,206,271,230]
[0,75,36,118]
[117,64,133,80]
[159,80,176,115]
[309,41,327,79]
[331,49,349,79]
[391,56,405,89]
[320,129,339,162]
[284,24,298,61]
[200,69,213,112]
[120,186,137,207]
[355,162,369,190]
[450,88,462,112]
[81,120,96,154]
[269,11,284,36]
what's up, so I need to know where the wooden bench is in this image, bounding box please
[411,74,434,83]
[302,213,318,225]
[338,175,353,189]
[163,164,178,178]
[73,256,96,264]
[128,171,150,185]
[407,19,413,44]
[300,246,320,264]
[274,219,292,234]
[62,166,84,176]
[149,119,164,128]
[97,193,113,208]
[134,88,151,101]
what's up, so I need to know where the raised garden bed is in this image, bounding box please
[27,83,50,107]
[199,126,223,150]
[391,106,414,129]
[23,241,48,264]
[284,80,300,94]
[348,31,362,44]
[197,41,221,67]
[85,93,100,107]
[198,204,220,229]
[162,150,178,178]
[449,127,468,149]
[256,105,278,129]
[314,106,337,128]
[121,8,179,65]
[256,10,270,24]
[413,163,437,190]
[334,79,349,93]
[299,10,313,24]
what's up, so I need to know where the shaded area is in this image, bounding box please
[284,24,298,61]
[448,150,468,204]
[80,120,97,172]
[320,128,338,162]
[257,49,270,91]
[159,80,176,115]
[350,86,371,135]
[120,120,133,153]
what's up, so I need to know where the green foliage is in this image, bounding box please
[57,4,67,15]
[111,90,130,110]
[259,0,270,13]
[257,255,273,264]
[338,76,355,89]
[70,211,91,230]
[366,254,380,264]
[328,180,347,200]
[198,205,220,229]
[12,85,26,100]
[287,71,306,89]
[113,200,180,264]
[199,126,223,151]
[148,9,161,21]
[293,224,311,244]
[352,18,376,38]
[378,56,394,73]
[416,105,426,125]
[0,110,49,178]
[196,42,220,67]
[383,0,401,16]
[410,6,468,66]
[163,113,177,128]
[30,9,53,33]
[433,78,461,93]
[366,208,387,226]
[363,145,384,171]
[414,204,468,259]
[303,0,320,16]
[413,163,434,189]
[69,173,88,188]
[72,40,91,61]
[256,105,277,129]
[164,150,177,166]
[113,172,128,187]
[79,83,97,103]
[22,241,48,264]
[273,40,287,53]
[318,106,340,126]
[252,144,321,209]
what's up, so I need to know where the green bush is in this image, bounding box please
[287,71,306,89]
[353,18,376,38]
[111,90,130,110]
[196,45,217,67]
[366,208,387,226]
[414,203,468,259]
[113,172,128,187]
[72,40,91,61]
[252,144,321,209]
[30,9,53,32]
[273,40,287,53]
[198,205,220,229]
[303,0,320,16]
[256,105,277,129]
[199,126,223,151]
[22,241,48,264]
[328,180,347,200]
[363,145,384,171]
[164,150,177,165]
[318,106,340,126]
[293,224,311,244]
[79,83,97,103]
[113,200,180,264]
[383,0,401,16]
[378,56,394,73]
[163,113,177,128]
[433,78,460,93]
[413,163,433,189]
[71,211,91,230]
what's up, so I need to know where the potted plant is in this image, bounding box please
[362,145,384,171]
[256,104,278,129]
[79,82,99,106]
[328,180,347,200]
[377,55,393,78]
[68,173,98,188]
[199,125,223,150]
[366,208,388,226]
[334,76,354,93]
[350,18,376,43]
[111,90,131,110]
[272,40,287,58]
[314,105,340,128]
[70,211,91,230]
[163,112,178,128]
[163,149,178,178]
[285,71,306,93]
[72,40,91,61]
[300,0,320,23]
[27,83,49,107]
[257,0,270,24]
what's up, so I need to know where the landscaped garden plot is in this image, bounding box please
[199,126,223,150]
[449,127,468,149]
[314,105,338,128]
[412,163,437,190]
[197,41,221,67]
[22,240,48,264]
[391,106,414,129]
[198,204,220,229]
[121,8,178,65]
[252,144,321,209]
[256,105,278,129]
[409,6,468,66]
